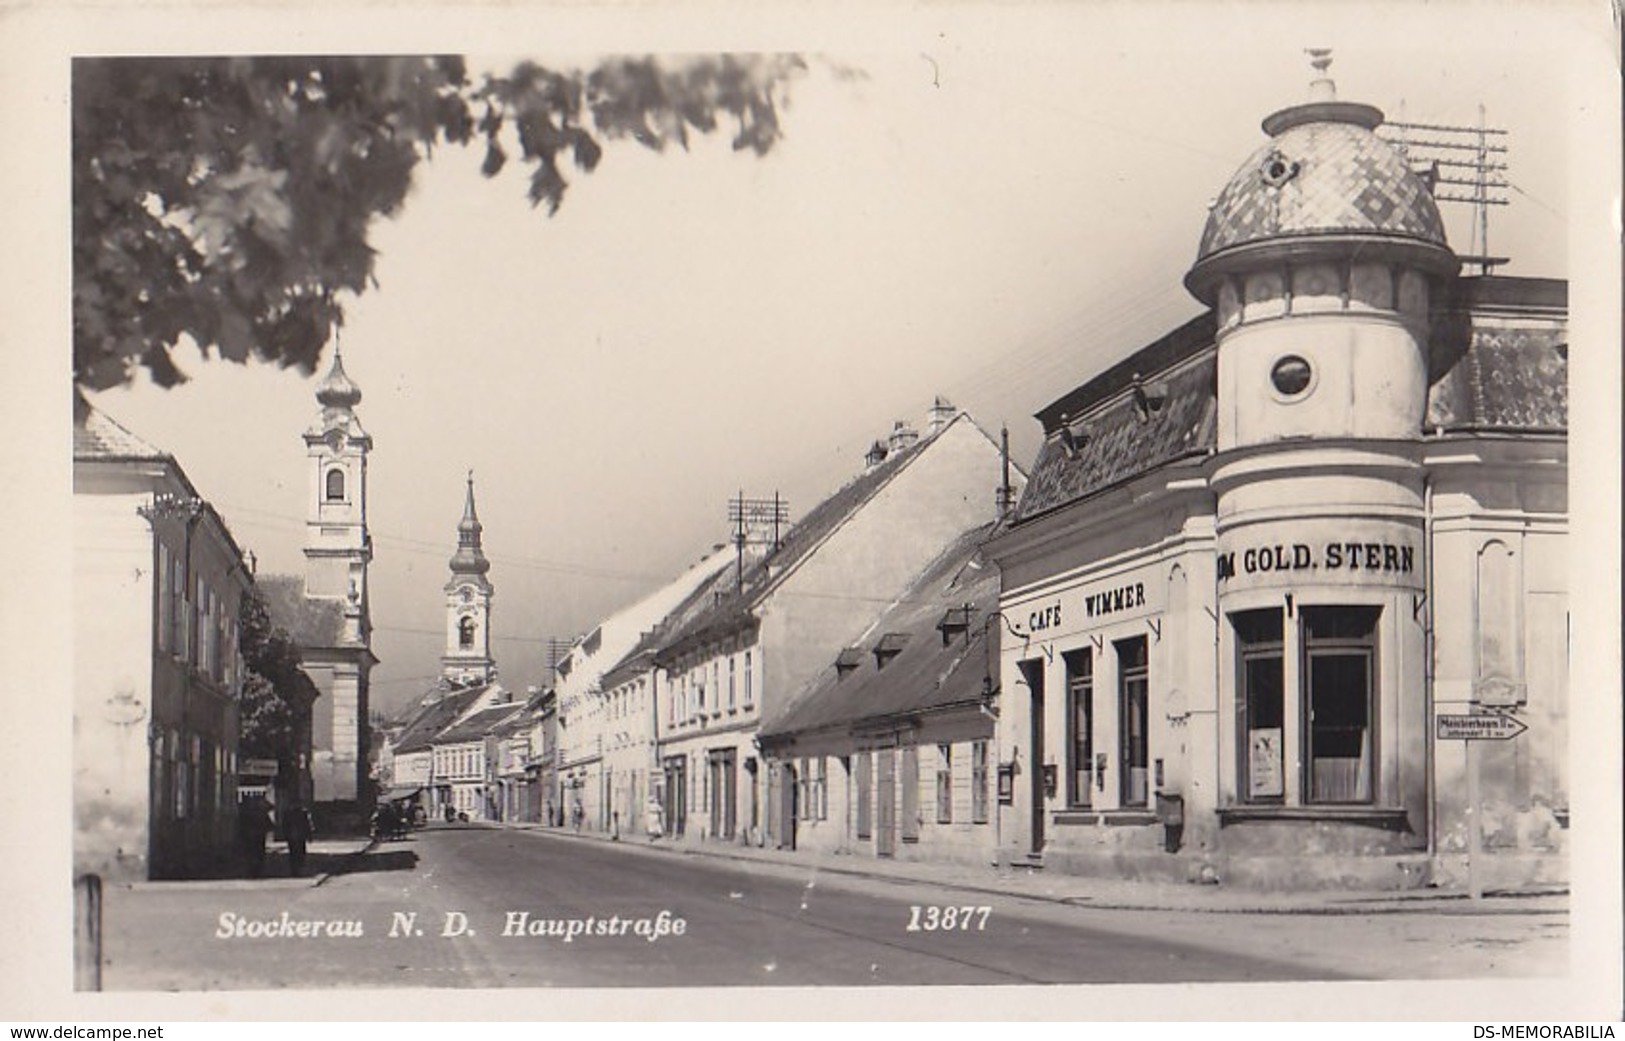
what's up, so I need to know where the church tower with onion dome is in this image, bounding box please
[441,474,496,686]
[303,344,373,631]
[299,344,378,813]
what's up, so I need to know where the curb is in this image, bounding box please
[499,821,1568,917]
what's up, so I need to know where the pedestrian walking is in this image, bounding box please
[284,802,313,877]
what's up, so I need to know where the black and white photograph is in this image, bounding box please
[6,0,1621,1024]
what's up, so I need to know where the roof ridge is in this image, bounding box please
[74,398,172,461]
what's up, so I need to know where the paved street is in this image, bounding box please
[99,823,1568,990]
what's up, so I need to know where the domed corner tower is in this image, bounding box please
[441,472,496,686]
[1192,54,1460,866]
[1186,51,1460,450]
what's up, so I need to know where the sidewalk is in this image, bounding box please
[497,820,1568,917]
[121,836,376,892]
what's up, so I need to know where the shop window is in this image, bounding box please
[1234,608,1285,802]
[971,741,990,824]
[326,468,345,502]
[1065,649,1093,807]
[935,744,953,823]
[1117,636,1149,808]
[855,752,872,839]
[1303,606,1379,804]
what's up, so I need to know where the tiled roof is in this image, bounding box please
[759,524,999,741]
[652,421,955,661]
[1427,277,1567,432]
[393,684,495,754]
[1014,347,1217,524]
[1014,276,1564,524]
[1196,118,1447,264]
[600,646,657,694]
[257,574,347,650]
[73,394,170,461]
[435,702,524,745]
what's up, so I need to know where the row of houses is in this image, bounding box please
[377,398,1019,850]
[377,63,1570,891]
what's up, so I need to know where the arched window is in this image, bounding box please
[325,468,346,501]
[459,616,476,649]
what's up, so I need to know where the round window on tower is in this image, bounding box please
[1270,355,1314,398]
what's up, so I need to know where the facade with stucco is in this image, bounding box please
[986,69,1567,890]
[650,404,1015,850]
[74,399,255,881]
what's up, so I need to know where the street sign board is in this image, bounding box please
[1436,713,1528,741]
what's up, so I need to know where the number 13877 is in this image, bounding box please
[906,905,991,932]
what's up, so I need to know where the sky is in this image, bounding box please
[78,10,1589,720]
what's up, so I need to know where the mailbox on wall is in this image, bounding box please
[996,764,1015,805]
[1041,764,1058,799]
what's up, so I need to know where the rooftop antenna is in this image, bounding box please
[1381,105,1510,275]
[545,637,573,682]
[728,491,791,594]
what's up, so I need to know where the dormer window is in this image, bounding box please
[873,632,910,670]
[326,468,346,501]
[835,647,863,679]
[937,607,974,646]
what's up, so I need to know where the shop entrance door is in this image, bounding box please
[663,757,686,838]
[777,762,797,849]
[876,749,896,857]
[708,749,737,840]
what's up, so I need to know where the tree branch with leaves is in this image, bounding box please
[73,54,804,391]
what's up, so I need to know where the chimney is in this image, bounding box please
[888,420,919,454]
[927,395,956,435]
[996,423,1013,521]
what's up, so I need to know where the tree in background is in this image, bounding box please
[74,54,804,391]
[236,586,314,770]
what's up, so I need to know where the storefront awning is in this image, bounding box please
[382,786,423,803]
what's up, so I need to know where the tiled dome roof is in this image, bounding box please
[1185,64,1457,304]
[1197,116,1447,260]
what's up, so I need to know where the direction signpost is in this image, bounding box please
[1436,711,1528,900]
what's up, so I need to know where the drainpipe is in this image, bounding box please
[1424,471,1438,867]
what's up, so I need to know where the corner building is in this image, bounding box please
[986,69,1567,890]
